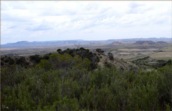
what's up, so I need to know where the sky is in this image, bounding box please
[1,1,172,44]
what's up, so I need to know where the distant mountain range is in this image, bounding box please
[1,38,172,48]
[1,40,114,48]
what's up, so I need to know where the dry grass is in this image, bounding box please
[150,52,172,60]
[118,48,158,52]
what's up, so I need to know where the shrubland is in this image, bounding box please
[1,48,172,111]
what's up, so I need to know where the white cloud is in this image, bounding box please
[1,1,172,44]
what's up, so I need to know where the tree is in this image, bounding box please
[108,52,114,61]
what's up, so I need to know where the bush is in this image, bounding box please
[1,50,172,110]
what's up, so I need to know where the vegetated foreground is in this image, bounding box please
[1,48,172,111]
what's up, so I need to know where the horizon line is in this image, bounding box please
[2,37,172,45]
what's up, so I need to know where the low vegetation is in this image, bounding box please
[1,48,172,111]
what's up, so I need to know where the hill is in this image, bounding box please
[1,38,171,49]
[134,41,156,45]
[1,47,172,110]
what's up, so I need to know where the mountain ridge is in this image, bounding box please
[1,38,172,48]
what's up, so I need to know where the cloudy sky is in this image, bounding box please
[1,1,172,44]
